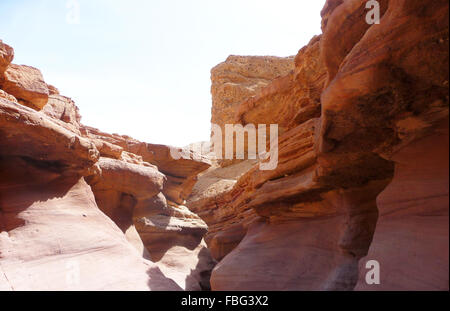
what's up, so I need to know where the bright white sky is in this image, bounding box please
[0,0,325,147]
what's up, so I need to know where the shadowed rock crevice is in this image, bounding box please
[80,135,215,290]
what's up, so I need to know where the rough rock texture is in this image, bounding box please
[187,160,258,261]
[0,96,180,290]
[79,128,215,290]
[318,0,449,290]
[236,36,326,136]
[190,0,449,291]
[210,55,294,164]
[1,0,448,291]
[0,89,17,103]
[211,55,294,131]
[0,64,49,110]
[0,41,213,290]
[42,94,82,132]
[82,127,211,205]
[0,40,14,76]
[134,194,216,290]
[0,99,98,173]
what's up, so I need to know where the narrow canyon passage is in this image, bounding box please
[0,0,448,291]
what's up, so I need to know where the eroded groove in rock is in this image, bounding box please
[0,41,213,290]
[190,0,449,291]
[0,0,448,291]
[80,128,216,290]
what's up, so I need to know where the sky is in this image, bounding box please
[0,0,325,147]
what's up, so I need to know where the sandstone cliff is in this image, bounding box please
[189,0,449,291]
[210,55,294,165]
[0,40,213,290]
[0,0,448,291]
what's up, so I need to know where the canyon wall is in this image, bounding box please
[210,55,294,166]
[0,40,213,290]
[189,0,449,291]
[0,0,448,291]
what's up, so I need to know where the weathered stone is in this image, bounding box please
[1,64,49,110]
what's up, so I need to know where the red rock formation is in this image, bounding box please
[79,127,215,290]
[190,0,449,291]
[0,99,98,173]
[187,160,259,261]
[211,55,294,132]
[42,94,82,132]
[189,38,328,262]
[356,118,449,290]
[1,64,49,110]
[236,36,326,135]
[318,0,449,290]
[1,0,448,291]
[210,55,294,165]
[0,98,180,290]
[0,42,213,290]
[0,40,13,76]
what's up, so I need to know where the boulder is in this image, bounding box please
[1,64,49,110]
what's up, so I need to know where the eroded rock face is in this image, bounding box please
[0,164,180,291]
[356,118,449,291]
[0,40,14,76]
[211,55,294,132]
[210,55,294,165]
[187,160,258,261]
[211,217,350,290]
[0,99,98,173]
[318,0,449,290]
[1,64,49,110]
[0,96,180,290]
[134,195,216,290]
[236,36,326,136]
[79,127,215,290]
[0,89,17,103]
[42,94,81,131]
[1,0,448,291]
[0,41,213,291]
[191,0,449,291]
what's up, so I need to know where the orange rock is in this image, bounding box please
[0,58,212,290]
[0,160,180,290]
[356,118,449,290]
[211,55,294,132]
[90,157,165,200]
[211,55,294,165]
[0,40,14,76]
[47,84,60,95]
[1,0,448,291]
[42,94,81,129]
[236,36,326,135]
[1,64,49,110]
[0,98,98,173]
[197,0,448,291]
[79,128,214,290]
[0,89,17,103]
[0,99,182,290]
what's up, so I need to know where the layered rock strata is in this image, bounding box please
[0,40,213,290]
[210,55,294,165]
[190,0,449,291]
